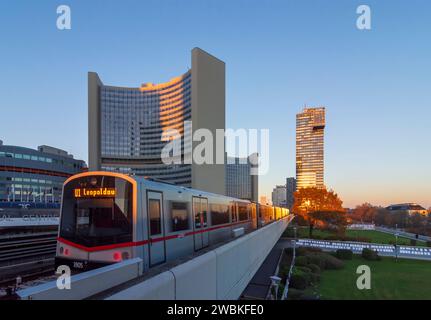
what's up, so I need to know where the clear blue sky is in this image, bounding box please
[1,0,430,208]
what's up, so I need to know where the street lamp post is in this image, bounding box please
[270,276,282,300]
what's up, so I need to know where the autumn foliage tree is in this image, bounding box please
[292,187,346,237]
[350,203,376,222]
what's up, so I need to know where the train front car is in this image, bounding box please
[55,172,137,271]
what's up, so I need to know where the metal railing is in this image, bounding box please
[295,238,431,260]
[281,240,296,300]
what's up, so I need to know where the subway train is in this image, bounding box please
[55,171,290,272]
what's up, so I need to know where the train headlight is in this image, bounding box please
[113,252,122,261]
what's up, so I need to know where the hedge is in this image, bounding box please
[306,252,345,270]
[295,256,309,267]
[307,263,321,274]
[322,254,345,269]
[362,248,381,261]
[289,274,308,290]
[287,288,305,300]
[335,249,353,260]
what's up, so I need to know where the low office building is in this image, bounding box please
[225,153,258,202]
[272,185,287,207]
[286,177,296,209]
[0,140,86,207]
[386,203,428,216]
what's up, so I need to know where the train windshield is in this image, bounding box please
[60,175,133,247]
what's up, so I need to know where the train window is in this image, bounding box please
[149,199,161,235]
[231,203,237,223]
[238,203,249,221]
[170,201,189,232]
[210,203,229,225]
[60,176,133,247]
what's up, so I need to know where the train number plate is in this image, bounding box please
[73,261,85,269]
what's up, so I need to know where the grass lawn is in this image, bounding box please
[293,227,426,246]
[317,256,431,299]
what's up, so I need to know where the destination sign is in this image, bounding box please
[74,188,116,198]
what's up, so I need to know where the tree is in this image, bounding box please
[309,211,348,235]
[351,203,378,223]
[292,187,346,237]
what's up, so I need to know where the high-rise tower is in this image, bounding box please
[296,107,325,189]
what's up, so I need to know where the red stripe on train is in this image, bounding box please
[57,219,252,252]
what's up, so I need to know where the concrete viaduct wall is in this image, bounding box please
[17,216,291,300]
[107,216,291,300]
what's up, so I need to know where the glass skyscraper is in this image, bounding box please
[296,107,325,189]
[88,48,226,195]
[97,72,193,186]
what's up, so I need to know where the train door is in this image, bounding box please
[193,197,209,251]
[251,203,257,229]
[201,198,209,247]
[147,191,166,266]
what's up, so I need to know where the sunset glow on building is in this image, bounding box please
[296,107,325,190]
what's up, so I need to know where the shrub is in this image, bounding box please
[283,228,295,238]
[293,267,312,284]
[296,266,312,274]
[427,241,431,248]
[335,249,353,260]
[309,272,320,284]
[306,252,344,270]
[277,283,285,300]
[301,293,320,300]
[296,247,322,256]
[362,248,381,261]
[306,253,326,270]
[287,288,304,300]
[322,254,345,269]
[279,266,291,282]
[307,263,321,274]
[296,247,310,256]
[289,274,308,290]
[295,256,309,267]
[410,239,417,246]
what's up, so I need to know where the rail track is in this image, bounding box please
[0,233,57,286]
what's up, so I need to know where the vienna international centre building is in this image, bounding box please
[88,48,226,195]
